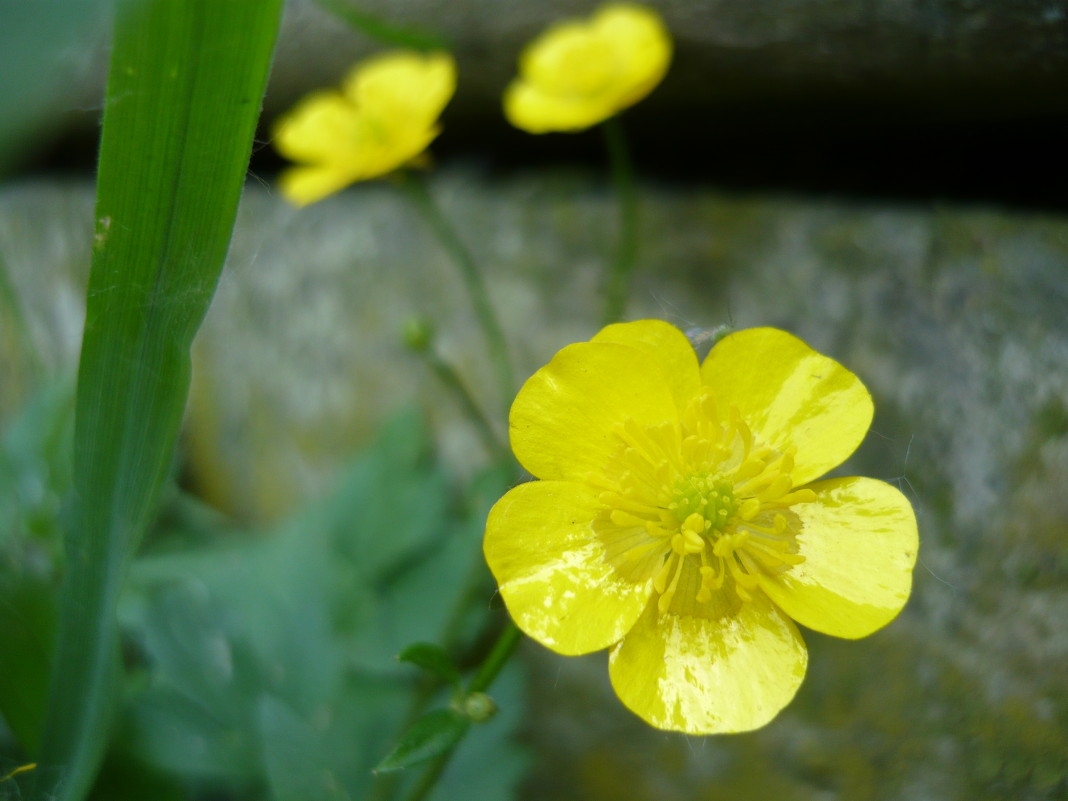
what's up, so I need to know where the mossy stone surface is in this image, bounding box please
[2,171,1066,799]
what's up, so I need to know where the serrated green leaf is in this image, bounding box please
[32,1,283,799]
[120,410,528,798]
[397,642,462,688]
[375,708,470,774]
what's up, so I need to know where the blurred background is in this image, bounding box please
[2,1,1067,799]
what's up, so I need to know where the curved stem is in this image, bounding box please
[400,622,522,801]
[418,343,509,463]
[600,116,639,326]
[400,172,515,418]
[468,621,522,694]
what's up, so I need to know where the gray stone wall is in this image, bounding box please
[2,1,1066,797]
[2,166,1066,798]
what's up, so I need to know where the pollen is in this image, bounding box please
[596,388,814,613]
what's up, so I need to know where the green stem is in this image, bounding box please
[419,344,509,463]
[468,621,522,693]
[399,752,450,801]
[314,0,448,50]
[600,116,639,326]
[400,172,515,418]
[400,622,522,801]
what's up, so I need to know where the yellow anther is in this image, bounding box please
[653,554,675,594]
[745,538,805,569]
[780,488,817,506]
[730,407,753,450]
[735,458,765,481]
[712,531,743,560]
[738,498,761,520]
[657,555,684,614]
[681,527,705,553]
[702,562,724,590]
[657,589,673,614]
[728,556,758,589]
[759,475,794,501]
[682,512,705,534]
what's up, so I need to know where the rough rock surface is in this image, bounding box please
[2,166,1066,799]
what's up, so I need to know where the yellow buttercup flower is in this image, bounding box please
[273,50,456,206]
[484,321,918,734]
[504,3,672,133]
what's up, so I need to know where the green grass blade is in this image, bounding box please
[32,1,283,799]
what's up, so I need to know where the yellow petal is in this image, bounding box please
[272,50,455,204]
[701,328,873,485]
[504,2,672,133]
[484,480,651,655]
[758,476,918,639]
[519,21,614,95]
[277,164,360,208]
[503,80,614,133]
[349,123,442,181]
[510,339,680,482]
[590,3,673,109]
[608,595,807,734]
[343,50,456,129]
[591,319,701,413]
[273,91,358,164]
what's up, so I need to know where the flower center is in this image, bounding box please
[670,474,738,535]
[592,389,815,616]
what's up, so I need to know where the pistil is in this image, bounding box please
[596,389,814,613]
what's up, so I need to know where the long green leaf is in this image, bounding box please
[32,1,282,799]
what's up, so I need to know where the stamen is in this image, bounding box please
[737,498,761,520]
[734,457,765,482]
[758,475,794,502]
[776,488,818,506]
[596,390,810,613]
[657,554,685,614]
[653,554,675,594]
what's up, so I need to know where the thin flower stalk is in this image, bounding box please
[400,172,515,417]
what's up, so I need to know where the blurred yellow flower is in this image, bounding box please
[504,3,672,133]
[273,50,455,206]
[484,321,918,734]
